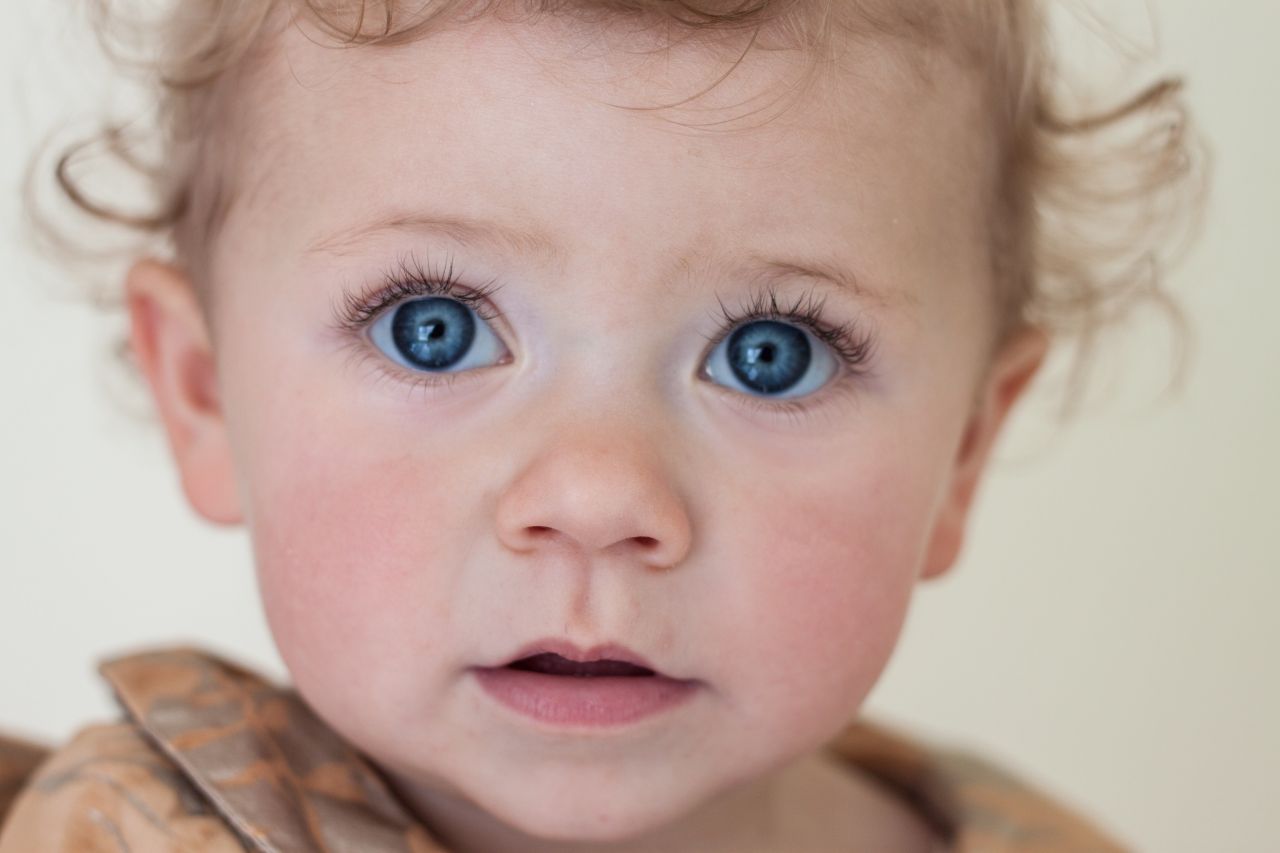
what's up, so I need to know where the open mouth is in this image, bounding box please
[506,652,656,678]
[475,649,697,726]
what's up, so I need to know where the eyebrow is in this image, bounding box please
[305,212,907,311]
[306,212,565,267]
[740,255,904,312]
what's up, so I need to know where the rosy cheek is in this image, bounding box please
[715,440,934,726]
[245,406,465,707]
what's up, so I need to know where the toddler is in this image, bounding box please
[0,0,1202,850]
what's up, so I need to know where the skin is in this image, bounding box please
[125,8,1047,852]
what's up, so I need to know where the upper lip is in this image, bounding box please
[494,638,662,673]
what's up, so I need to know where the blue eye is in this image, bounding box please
[338,255,874,408]
[369,296,507,373]
[703,319,840,399]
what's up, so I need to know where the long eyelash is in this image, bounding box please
[705,285,877,373]
[329,250,504,335]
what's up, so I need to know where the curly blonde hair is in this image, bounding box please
[30,0,1207,415]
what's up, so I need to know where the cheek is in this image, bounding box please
[711,429,941,728]
[237,386,471,715]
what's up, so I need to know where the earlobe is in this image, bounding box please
[920,326,1049,579]
[125,259,243,525]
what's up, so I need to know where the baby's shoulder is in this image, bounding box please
[829,720,1132,852]
[1,646,441,853]
[0,731,49,826]
[0,719,245,852]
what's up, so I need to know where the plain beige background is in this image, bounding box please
[1,1,1276,850]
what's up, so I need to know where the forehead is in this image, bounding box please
[216,8,992,317]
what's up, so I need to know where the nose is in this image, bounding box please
[494,425,693,571]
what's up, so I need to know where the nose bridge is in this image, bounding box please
[493,385,693,571]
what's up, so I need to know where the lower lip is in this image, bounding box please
[472,667,699,727]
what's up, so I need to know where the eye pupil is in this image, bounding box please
[392,297,476,369]
[728,321,811,394]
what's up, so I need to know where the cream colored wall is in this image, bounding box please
[1,2,1275,850]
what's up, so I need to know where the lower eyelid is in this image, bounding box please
[703,371,862,423]
[337,338,465,400]
[358,352,858,427]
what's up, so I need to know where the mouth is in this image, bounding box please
[473,640,698,728]
[505,652,656,678]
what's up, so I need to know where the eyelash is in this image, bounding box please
[332,251,505,331]
[330,251,878,418]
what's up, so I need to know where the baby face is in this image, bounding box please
[137,9,1038,846]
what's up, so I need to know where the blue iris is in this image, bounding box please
[390,297,475,370]
[368,295,835,402]
[726,321,811,394]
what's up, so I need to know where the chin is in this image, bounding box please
[479,780,697,844]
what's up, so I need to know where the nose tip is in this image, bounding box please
[495,440,692,571]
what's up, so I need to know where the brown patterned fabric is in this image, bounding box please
[0,647,1129,852]
[825,725,1130,852]
[0,723,249,852]
[0,734,49,826]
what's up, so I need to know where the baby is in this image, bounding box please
[0,0,1201,850]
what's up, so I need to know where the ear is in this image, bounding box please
[125,258,243,525]
[920,326,1048,579]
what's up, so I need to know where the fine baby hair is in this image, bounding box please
[4,1,1207,852]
